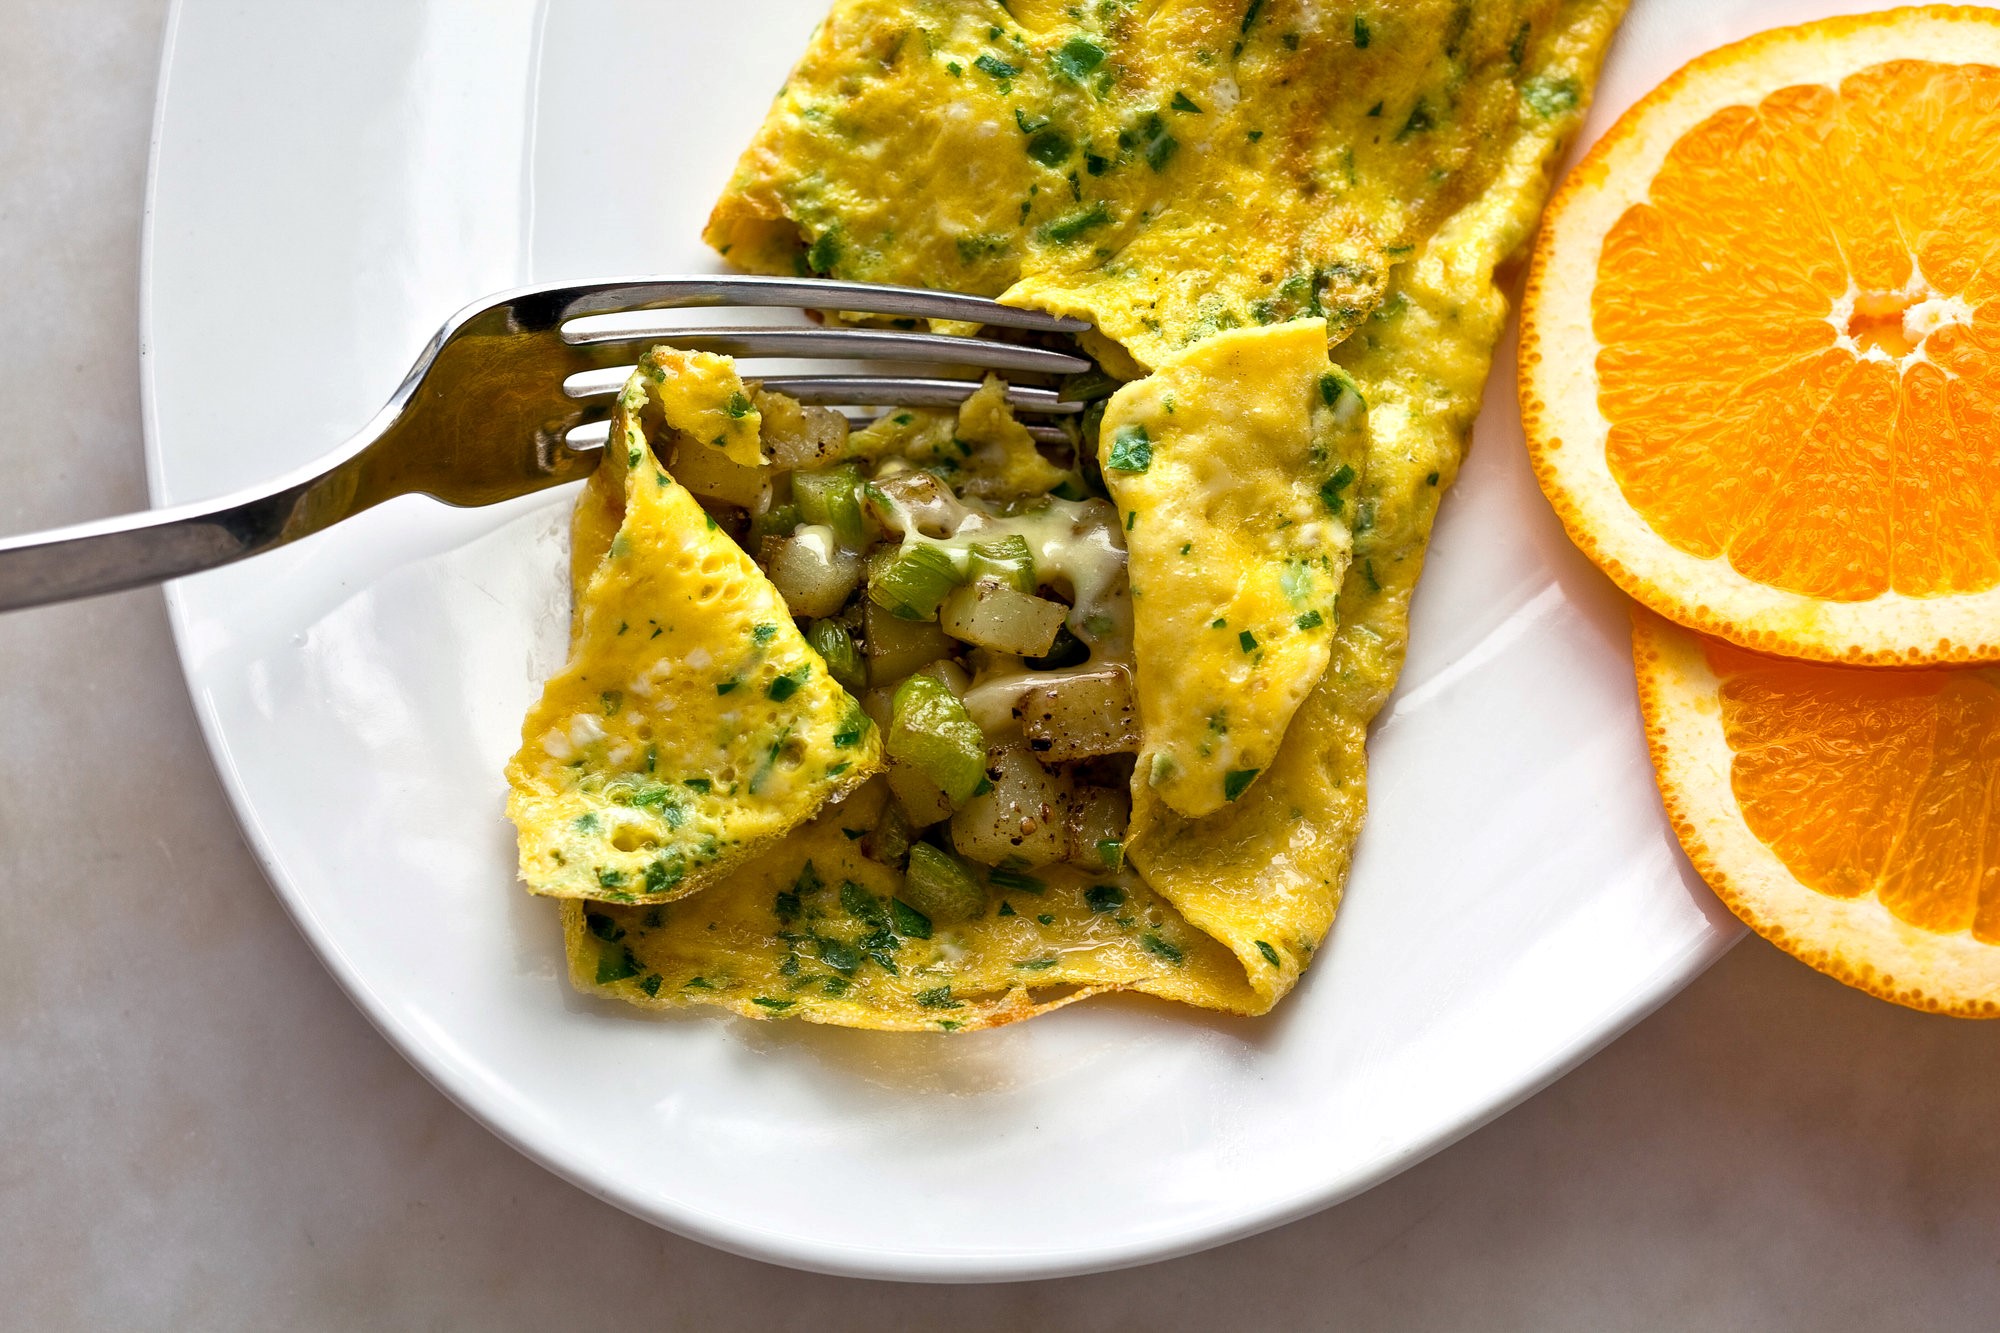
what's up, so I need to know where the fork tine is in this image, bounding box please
[545,274,1089,333]
[756,377,1081,413]
[563,326,1090,376]
[562,415,1072,452]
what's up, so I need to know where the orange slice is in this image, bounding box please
[1635,611,2000,1016]
[1524,7,2000,665]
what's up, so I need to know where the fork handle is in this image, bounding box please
[0,472,333,613]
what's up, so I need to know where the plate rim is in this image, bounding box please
[136,0,1740,1282]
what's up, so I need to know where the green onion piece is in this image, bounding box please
[750,503,802,542]
[869,542,964,621]
[888,672,988,804]
[806,619,865,693]
[901,843,987,922]
[966,534,1036,593]
[865,799,914,866]
[793,463,867,548]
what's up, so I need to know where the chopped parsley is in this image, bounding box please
[915,986,961,1010]
[973,52,1021,81]
[1296,610,1324,630]
[1051,35,1106,82]
[1038,201,1111,244]
[1085,884,1126,913]
[750,997,795,1011]
[1106,423,1152,472]
[891,898,933,939]
[1140,932,1185,966]
[1169,90,1202,113]
[766,665,810,701]
[725,392,753,418]
[1239,630,1258,653]
[1319,464,1356,513]
[1522,75,1580,118]
[1256,940,1282,967]
[1223,768,1260,802]
[1354,14,1371,47]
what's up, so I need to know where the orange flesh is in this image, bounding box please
[1594,60,2000,601]
[1706,639,2000,942]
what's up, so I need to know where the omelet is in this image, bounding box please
[507,348,879,905]
[517,0,1627,1028]
[1099,318,1365,817]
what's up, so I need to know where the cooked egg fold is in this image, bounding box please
[505,348,881,905]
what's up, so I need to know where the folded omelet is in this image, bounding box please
[510,0,1625,1028]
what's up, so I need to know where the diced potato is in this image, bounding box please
[1019,667,1139,762]
[669,434,768,509]
[1065,784,1129,868]
[885,759,954,827]
[863,469,969,537]
[915,657,971,697]
[941,578,1069,656]
[761,532,862,618]
[949,745,1074,868]
[752,388,848,470]
[864,597,953,686]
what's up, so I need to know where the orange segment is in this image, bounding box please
[1635,611,2000,1017]
[1597,59,2000,603]
[1522,7,2000,664]
[1710,638,2000,939]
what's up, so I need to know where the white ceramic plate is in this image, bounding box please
[140,0,1861,1282]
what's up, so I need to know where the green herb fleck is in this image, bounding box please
[1169,90,1202,114]
[752,622,778,643]
[1085,884,1126,913]
[599,690,623,715]
[1239,630,1257,653]
[725,392,753,419]
[1296,610,1324,631]
[806,228,842,276]
[1319,464,1356,513]
[973,52,1021,80]
[915,986,961,1010]
[751,997,795,1012]
[1522,75,1579,118]
[644,855,683,894]
[891,899,933,939]
[1052,35,1106,81]
[1106,423,1152,472]
[1223,768,1260,802]
[1038,201,1112,244]
[766,665,810,701]
[1353,14,1371,46]
[594,946,641,985]
[1140,932,1185,966]
[1256,940,1282,967]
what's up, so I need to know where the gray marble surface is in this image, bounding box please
[3,2,1997,1328]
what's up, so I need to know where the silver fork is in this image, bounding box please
[0,275,1092,613]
